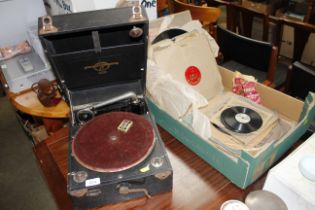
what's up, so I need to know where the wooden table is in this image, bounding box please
[0,67,69,134]
[33,126,265,210]
[9,89,69,133]
[9,89,69,118]
[7,88,69,134]
[0,66,69,119]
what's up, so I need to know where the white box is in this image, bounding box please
[1,51,55,93]
[264,134,315,210]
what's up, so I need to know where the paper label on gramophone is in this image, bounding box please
[117,119,133,133]
[85,178,100,187]
[140,164,150,173]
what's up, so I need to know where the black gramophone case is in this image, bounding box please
[39,7,148,101]
[38,6,172,209]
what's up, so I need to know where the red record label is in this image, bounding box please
[185,66,201,85]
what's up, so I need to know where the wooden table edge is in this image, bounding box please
[9,91,69,118]
[33,128,74,210]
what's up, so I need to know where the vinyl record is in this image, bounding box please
[220,106,263,134]
[152,28,187,44]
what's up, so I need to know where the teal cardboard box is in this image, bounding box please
[147,66,315,189]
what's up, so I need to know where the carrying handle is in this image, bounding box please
[39,16,58,34]
[132,5,143,20]
[118,185,151,198]
[130,1,145,21]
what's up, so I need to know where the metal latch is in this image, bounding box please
[118,185,151,198]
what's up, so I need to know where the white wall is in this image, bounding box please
[71,0,157,20]
[0,0,46,47]
[93,0,117,10]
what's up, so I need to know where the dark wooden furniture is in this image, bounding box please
[157,0,170,17]
[169,0,281,40]
[216,25,283,87]
[33,126,266,210]
[285,61,315,99]
[207,0,315,62]
[271,14,315,62]
[173,0,222,36]
[229,1,271,41]
[285,61,315,135]
[206,0,283,41]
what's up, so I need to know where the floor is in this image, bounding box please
[0,95,58,210]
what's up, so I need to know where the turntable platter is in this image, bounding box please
[72,112,155,172]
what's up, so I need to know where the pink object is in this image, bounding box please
[242,81,261,104]
[232,72,261,104]
[232,77,244,95]
[0,40,31,60]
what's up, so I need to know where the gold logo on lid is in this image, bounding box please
[84,61,119,74]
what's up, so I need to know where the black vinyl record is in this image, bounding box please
[220,106,263,134]
[152,28,187,44]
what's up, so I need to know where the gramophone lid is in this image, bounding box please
[38,6,148,98]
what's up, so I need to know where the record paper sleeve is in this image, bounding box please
[149,31,224,101]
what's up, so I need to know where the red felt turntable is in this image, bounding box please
[72,112,155,172]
